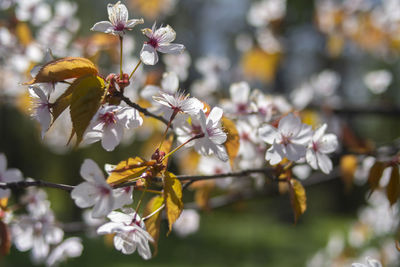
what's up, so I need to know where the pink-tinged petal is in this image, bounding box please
[0,154,6,173]
[29,85,48,102]
[117,108,143,129]
[37,106,51,138]
[125,18,144,29]
[71,182,99,208]
[278,113,301,137]
[285,143,307,162]
[108,2,128,25]
[258,124,278,144]
[90,21,114,33]
[92,194,114,218]
[102,124,124,151]
[317,152,333,174]
[313,124,327,142]
[113,187,133,210]
[318,134,338,154]
[306,149,318,170]
[230,82,250,104]
[207,107,223,126]
[140,44,158,65]
[181,97,204,116]
[4,168,23,182]
[154,25,176,43]
[107,210,134,224]
[80,159,105,183]
[161,72,179,94]
[157,43,185,54]
[209,129,227,144]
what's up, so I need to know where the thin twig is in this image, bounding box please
[116,92,169,125]
[0,180,74,192]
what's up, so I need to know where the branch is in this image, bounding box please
[310,104,400,117]
[116,92,169,125]
[0,180,74,192]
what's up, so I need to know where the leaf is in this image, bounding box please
[69,75,106,145]
[221,117,240,167]
[387,166,400,206]
[160,134,174,166]
[367,161,385,195]
[340,155,358,191]
[16,22,32,46]
[106,157,150,186]
[24,57,98,85]
[163,171,183,235]
[289,179,307,224]
[0,221,11,257]
[193,180,215,211]
[51,84,75,123]
[143,195,164,255]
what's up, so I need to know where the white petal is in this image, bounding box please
[207,107,223,126]
[157,43,185,54]
[92,194,114,218]
[161,72,179,94]
[318,134,338,154]
[317,152,333,174]
[306,149,318,170]
[90,21,114,33]
[140,85,161,101]
[80,159,105,183]
[107,210,134,224]
[313,124,327,142]
[125,18,144,29]
[258,124,278,144]
[154,25,176,43]
[71,182,99,208]
[97,222,122,234]
[3,168,23,182]
[36,106,51,138]
[230,82,250,104]
[140,44,158,65]
[101,124,123,151]
[278,113,301,137]
[285,143,307,162]
[44,226,64,244]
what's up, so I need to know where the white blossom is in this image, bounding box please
[306,124,338,174]
[46,237,83,267]
[364,70,392,95]
[71,159,114,218]
[173,209,200,237]
[97,209,153,259]
[352,257,382,267]
[140,23,185,65]
[0,153,23,199]
[259,113,312,164]
[175,107,228,161]
[29,85,52,139]
[84,105,143,151]
[91,1,144,36]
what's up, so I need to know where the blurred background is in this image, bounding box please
[1,0,400,266]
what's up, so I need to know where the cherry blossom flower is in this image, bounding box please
[222,82,252,115]
[153,91,204,120]
[97,209,153,259]
[29,85,52,139]
[140,71,179,102]
[84,105,143,151]
[20,185,50,215]
[91,1,144,36]
[163,51,191,81]
[352,257,382,267]
[306,124,338,174]
[12,207,64,264]
[175,107,228,161]
[364,70,392,95]
[258,113,312,164]
[140,23,185,65]
[46,237,83,267]
[71,159,114,218]
[0,153,23,199]
[173,209,200,237]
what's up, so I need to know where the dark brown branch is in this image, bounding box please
[116,92,169,125]
[0,180,74,192]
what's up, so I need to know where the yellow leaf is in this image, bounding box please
[0,198,8,210]
[51,85,75,123]
[221,117,240,168]
[106,157,149,186]
[289,179,307,224]
[163,171,183,235]
[387,166,400,206]
[69,75,105,145]
[194,180,215,211]
[24,57,98,85]
[160,134,174,166]
[340,155,358,191]
[16,22,32,46]
[143,195,164,255]
[367,161,385,195]
[241,47,281,83]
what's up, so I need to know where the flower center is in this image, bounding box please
[114,22,126,31]
[147,37,159,48]
[100,112,116,125]
[312,141,319,151]
[280,134,291,146]
[237,103,247,114]
[98,185,111,196]
[191,124,203,136]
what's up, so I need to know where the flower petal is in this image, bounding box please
[125,18,144,29]
[70,182,98,208]
[80,159,105,183]
[157,43,185,54]
[154,25,176,43]
[90,21,114,33]
[140,44,158,65]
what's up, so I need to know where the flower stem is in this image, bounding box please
[129,60,142,80]
[163,133,204,160]
[158,110,178,150]
[143,203,165,221]
[119,36,123,76]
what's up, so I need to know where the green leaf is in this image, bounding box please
[143,195,164,255]
[70,74,105,145]
[163,171,183,235]
[387,166,400,206]
[289,179,307,224]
